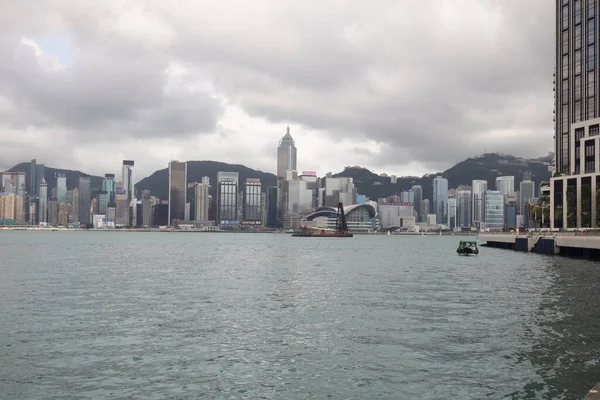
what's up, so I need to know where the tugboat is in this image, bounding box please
[457,240,479,256]
[291,202,354,237]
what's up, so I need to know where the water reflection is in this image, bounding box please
[514,256,600,399]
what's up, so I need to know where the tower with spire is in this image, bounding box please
[38,177,48,224]
[276,126,297,226]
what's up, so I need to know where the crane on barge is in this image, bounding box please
[291,202,354,237]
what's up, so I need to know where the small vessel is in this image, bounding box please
[387,230,391,236]
[291,202,353,237]
[457,240,479,256]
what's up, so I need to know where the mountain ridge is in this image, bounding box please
[5,152,553,202]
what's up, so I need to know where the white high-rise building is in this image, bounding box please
[519,180,535,216]
[38,178,48,224]
[495,176,515,197]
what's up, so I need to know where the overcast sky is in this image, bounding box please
[0,0,554,181]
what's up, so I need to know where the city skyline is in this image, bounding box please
[0,1,553,180]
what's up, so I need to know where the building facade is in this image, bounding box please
[78,174,91,225]
[243,178,262,223]
[57,173,67,204]
[276,127,297,226]
[555,0,599,173]
[457,189,472,228]
[39,178,48,224]
[484,190,504,231]
[193,183,210,222]
[216,171,239,224]
[433,176,448,227]
[168,160,187,225]
[472,180,488,227]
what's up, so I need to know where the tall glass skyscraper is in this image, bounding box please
[168,160,187,225]
[38,178,48,224]
[103,174,116,204]
[216,171,239,224]
[77,174,91,225]
[276,127,297,226]
[432,176,448,226]
[56,173,67,204]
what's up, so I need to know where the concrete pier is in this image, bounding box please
[478,232,600,261]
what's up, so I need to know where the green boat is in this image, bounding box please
[457,240,479,256]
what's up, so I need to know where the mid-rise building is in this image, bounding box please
[58,203,69,226]
[115,189,129,226]
[48,198,58,226]
[141,190,152,226]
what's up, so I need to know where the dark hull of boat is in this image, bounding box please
[457,248,479,255]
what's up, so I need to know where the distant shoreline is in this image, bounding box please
[0,227,475,236]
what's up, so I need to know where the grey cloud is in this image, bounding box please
[0,4,223,143]
[0,0,555,174]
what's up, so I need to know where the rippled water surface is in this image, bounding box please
[1,231,600,399]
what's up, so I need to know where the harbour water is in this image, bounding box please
[1,231,600,399]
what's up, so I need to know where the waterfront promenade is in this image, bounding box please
[478,230,600,260]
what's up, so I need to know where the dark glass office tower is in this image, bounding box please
[555,0,598,173]
[168,161,187,225]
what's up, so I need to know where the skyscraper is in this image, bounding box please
[276,127,297,226]
[194,183,210,222]
[472,180,488,227]
[122,161,134,201]
[432,176,448,226]
[56,173,67,204]
[29,159,37,198]
[555,0,598,173]
[168,161,187,225]
[78,174,91,225]
[457,189,472,228]
[243,178,262,223]
[36,164,45,196]
[519,180,536,215]
[495,176,515,197]
[71,187,79,223]
[103,174,116,203]
[411,185,423,221]
[216,171,239,224]
[38,178,48,224]
[122,160,135,226]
